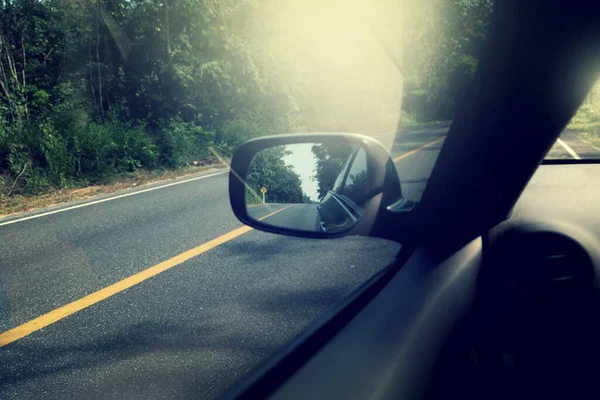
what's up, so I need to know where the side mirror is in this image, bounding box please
[228,133,414,239]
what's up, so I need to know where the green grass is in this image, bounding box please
[566,120,600,132]
[565,119,600,148]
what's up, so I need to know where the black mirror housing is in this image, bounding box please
[228,133,411,239]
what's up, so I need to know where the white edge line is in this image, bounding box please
[0,170,229,227]
[556,138,581,160]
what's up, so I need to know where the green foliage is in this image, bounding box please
[401,0,494,121]
[0,115,162,195]
[79,118,159,177]
[0,0,296,196]
[0,0,495,197]
[343,170,369,202]
[216,118,266,150]
[301,193,312,204]
[569,81,600,127]
[311,142,353,200]
[40,120,74,186]
[23,168,51,194]
[397,111,418,129]
[567,79,600,140]
[156,118,214,168]
[246,146,306,204]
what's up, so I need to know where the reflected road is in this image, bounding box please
[248,203,319,232]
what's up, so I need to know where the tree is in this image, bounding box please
[246,146,305,204]
[0,0,496,198]
[311,142,352,200]
[0,0,299,196]
[400,0,494,122]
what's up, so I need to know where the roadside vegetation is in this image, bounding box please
[311,142,353,200]
[245,146,311,205]
[0,0,494,213]
[566,80,600,147]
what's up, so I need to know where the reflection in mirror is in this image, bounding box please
[245,141,368,233]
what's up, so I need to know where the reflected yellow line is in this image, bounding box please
[257,204,294,219]
[393,137,445,162]
[0,205,292,347]
[247,203,267,208]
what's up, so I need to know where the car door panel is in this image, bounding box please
[268,238,482,400]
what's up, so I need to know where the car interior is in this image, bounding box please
[223,1,600,399]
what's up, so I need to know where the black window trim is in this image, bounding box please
[332,147,360,194]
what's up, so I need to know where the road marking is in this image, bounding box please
[0,205,292,347]
[247,203,268,208]
[394,136,446,162]
[0,170,229,227]
[393,137,445,163]
[556,138,581,160]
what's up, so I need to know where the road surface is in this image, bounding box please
[0,121,597,399]
[247,203,319,232]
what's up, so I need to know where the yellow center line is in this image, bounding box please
[0,204,293,347]
[259,204,294,218]
[393,136,446,163]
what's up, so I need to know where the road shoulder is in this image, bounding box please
[0,167,229,226]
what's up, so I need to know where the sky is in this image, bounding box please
[263,0,402,137]
[283,144,319,201]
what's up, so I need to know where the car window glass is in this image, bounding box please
[344,149,367,188]
[332,150,355,192]
[0,0,495,398]
[340,148,369,202]
[551,78,600,160]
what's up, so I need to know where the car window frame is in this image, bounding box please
[331,147,360,193]
[338,146,369,200]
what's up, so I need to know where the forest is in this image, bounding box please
[0,0,496,200]
[245,146,311,205]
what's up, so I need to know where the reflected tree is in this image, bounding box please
[342,170,369,202]
[311,142,353,200]
[246,146,310,204]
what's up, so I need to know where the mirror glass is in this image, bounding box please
[245,141,371,233]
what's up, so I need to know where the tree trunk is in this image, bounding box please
[3,0,12,42]
[0,32,16,122]
[96,2,104,120]
[88,46,98,115]
[165,0,172,65]
[21,38,28,120]
[21,41,25,87]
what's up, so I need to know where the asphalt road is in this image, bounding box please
[247,203,320,232]
[0,121,596,399]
